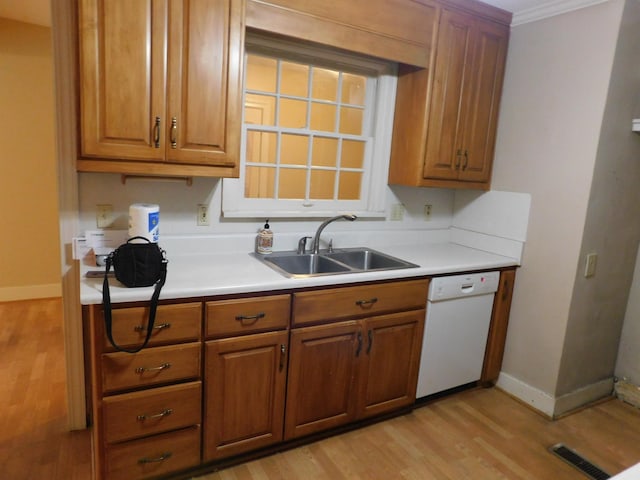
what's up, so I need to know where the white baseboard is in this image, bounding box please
[0,283,62,302]
[497,372,615,418]
[554,378,614,416]
[496,372,556,417]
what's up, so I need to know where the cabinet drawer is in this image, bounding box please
[103,303,202,351]
[105,426,201,480]
[102,343,201,393]
[292,279,429,326]
[206,294,290,338]
[103,381,202,443]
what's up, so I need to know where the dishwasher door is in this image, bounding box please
[417,272,499,398]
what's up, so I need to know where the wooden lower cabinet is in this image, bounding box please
[104,426,201,480]
[284,321,362,439]
[358,310,425,419]
[285,307,426,440]
[204,330,289,460]
[87,274,515,477]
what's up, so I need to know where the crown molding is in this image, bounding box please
[512,0,609,26]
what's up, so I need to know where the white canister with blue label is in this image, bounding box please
[128,203,160,242]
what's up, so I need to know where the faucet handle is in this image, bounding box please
[297,236,311,254]
[328,239,334,253]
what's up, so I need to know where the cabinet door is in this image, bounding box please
[458,18,509,183]
[285,321,362,440]
[79,0,167,160]
[358,310,425,419]
[422,8,475,181]
[204,331,288,461]
[166,0,243,171]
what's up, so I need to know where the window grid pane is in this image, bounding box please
[244,53,370,202]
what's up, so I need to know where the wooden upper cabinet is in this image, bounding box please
[389,4,510,190]
[78,0,243,177]
[245,0,437,68]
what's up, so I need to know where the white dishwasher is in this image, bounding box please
[417,271,500,399]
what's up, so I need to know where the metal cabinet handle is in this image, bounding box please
[356,332,363,357]
[137,408,173,422]
[366,329,373,354]
[135,362,171,374]
[138,452,172,464]
[134,323,171,332]
[356,297,378,307]
[153,116,161,148]
[170,117,177,149]
[235,313,265,325]
[462,150,469,170]
[279,344,286,371]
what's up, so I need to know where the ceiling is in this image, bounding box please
[0,0,605,28]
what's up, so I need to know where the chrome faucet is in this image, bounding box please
[311,214,357,254]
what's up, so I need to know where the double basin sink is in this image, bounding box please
[254,247,419,278]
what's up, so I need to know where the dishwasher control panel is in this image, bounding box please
[428,271,500,301]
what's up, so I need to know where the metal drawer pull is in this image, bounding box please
[355,297,378,307]
[135,363,171,374]
[137,408,173,422]
[134,323,171,332]
[138,452,172,464]
[170,117,177,148]
[235,312,265,325]
[153,116,160,148]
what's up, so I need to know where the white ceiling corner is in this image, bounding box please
[509,0,611,26]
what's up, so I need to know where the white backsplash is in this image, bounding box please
[77,173,529,261]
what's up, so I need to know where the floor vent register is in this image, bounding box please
[550,444,611,480]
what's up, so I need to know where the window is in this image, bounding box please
[222,35,397,218]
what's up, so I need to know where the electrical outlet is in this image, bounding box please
[424,204,432,221]
[96,204,113,228]
[390,203,404,221]
[584,253,597,278]
[197,204,210,226]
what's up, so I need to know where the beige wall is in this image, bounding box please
[559,0,640,396]
[491,1,625,403]
[0,18,61,300]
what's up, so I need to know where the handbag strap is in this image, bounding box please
[102,255,168,354]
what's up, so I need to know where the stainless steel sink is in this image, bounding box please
[325,248,415,271]
[254,247,419,278]
[263,253,351,276]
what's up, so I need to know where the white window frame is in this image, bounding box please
[222,34,397,218]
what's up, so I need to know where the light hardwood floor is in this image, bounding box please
[0,298,91,479]
[2,298,640,480]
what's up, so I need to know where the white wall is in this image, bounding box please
[557,0,640,398]
[491,1,625,410]
[617,244,640,385]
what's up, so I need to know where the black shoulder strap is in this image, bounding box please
[102,256,167,354]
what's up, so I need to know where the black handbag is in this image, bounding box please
[102,237,168,353]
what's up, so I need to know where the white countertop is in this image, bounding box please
[80,242,518,305]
